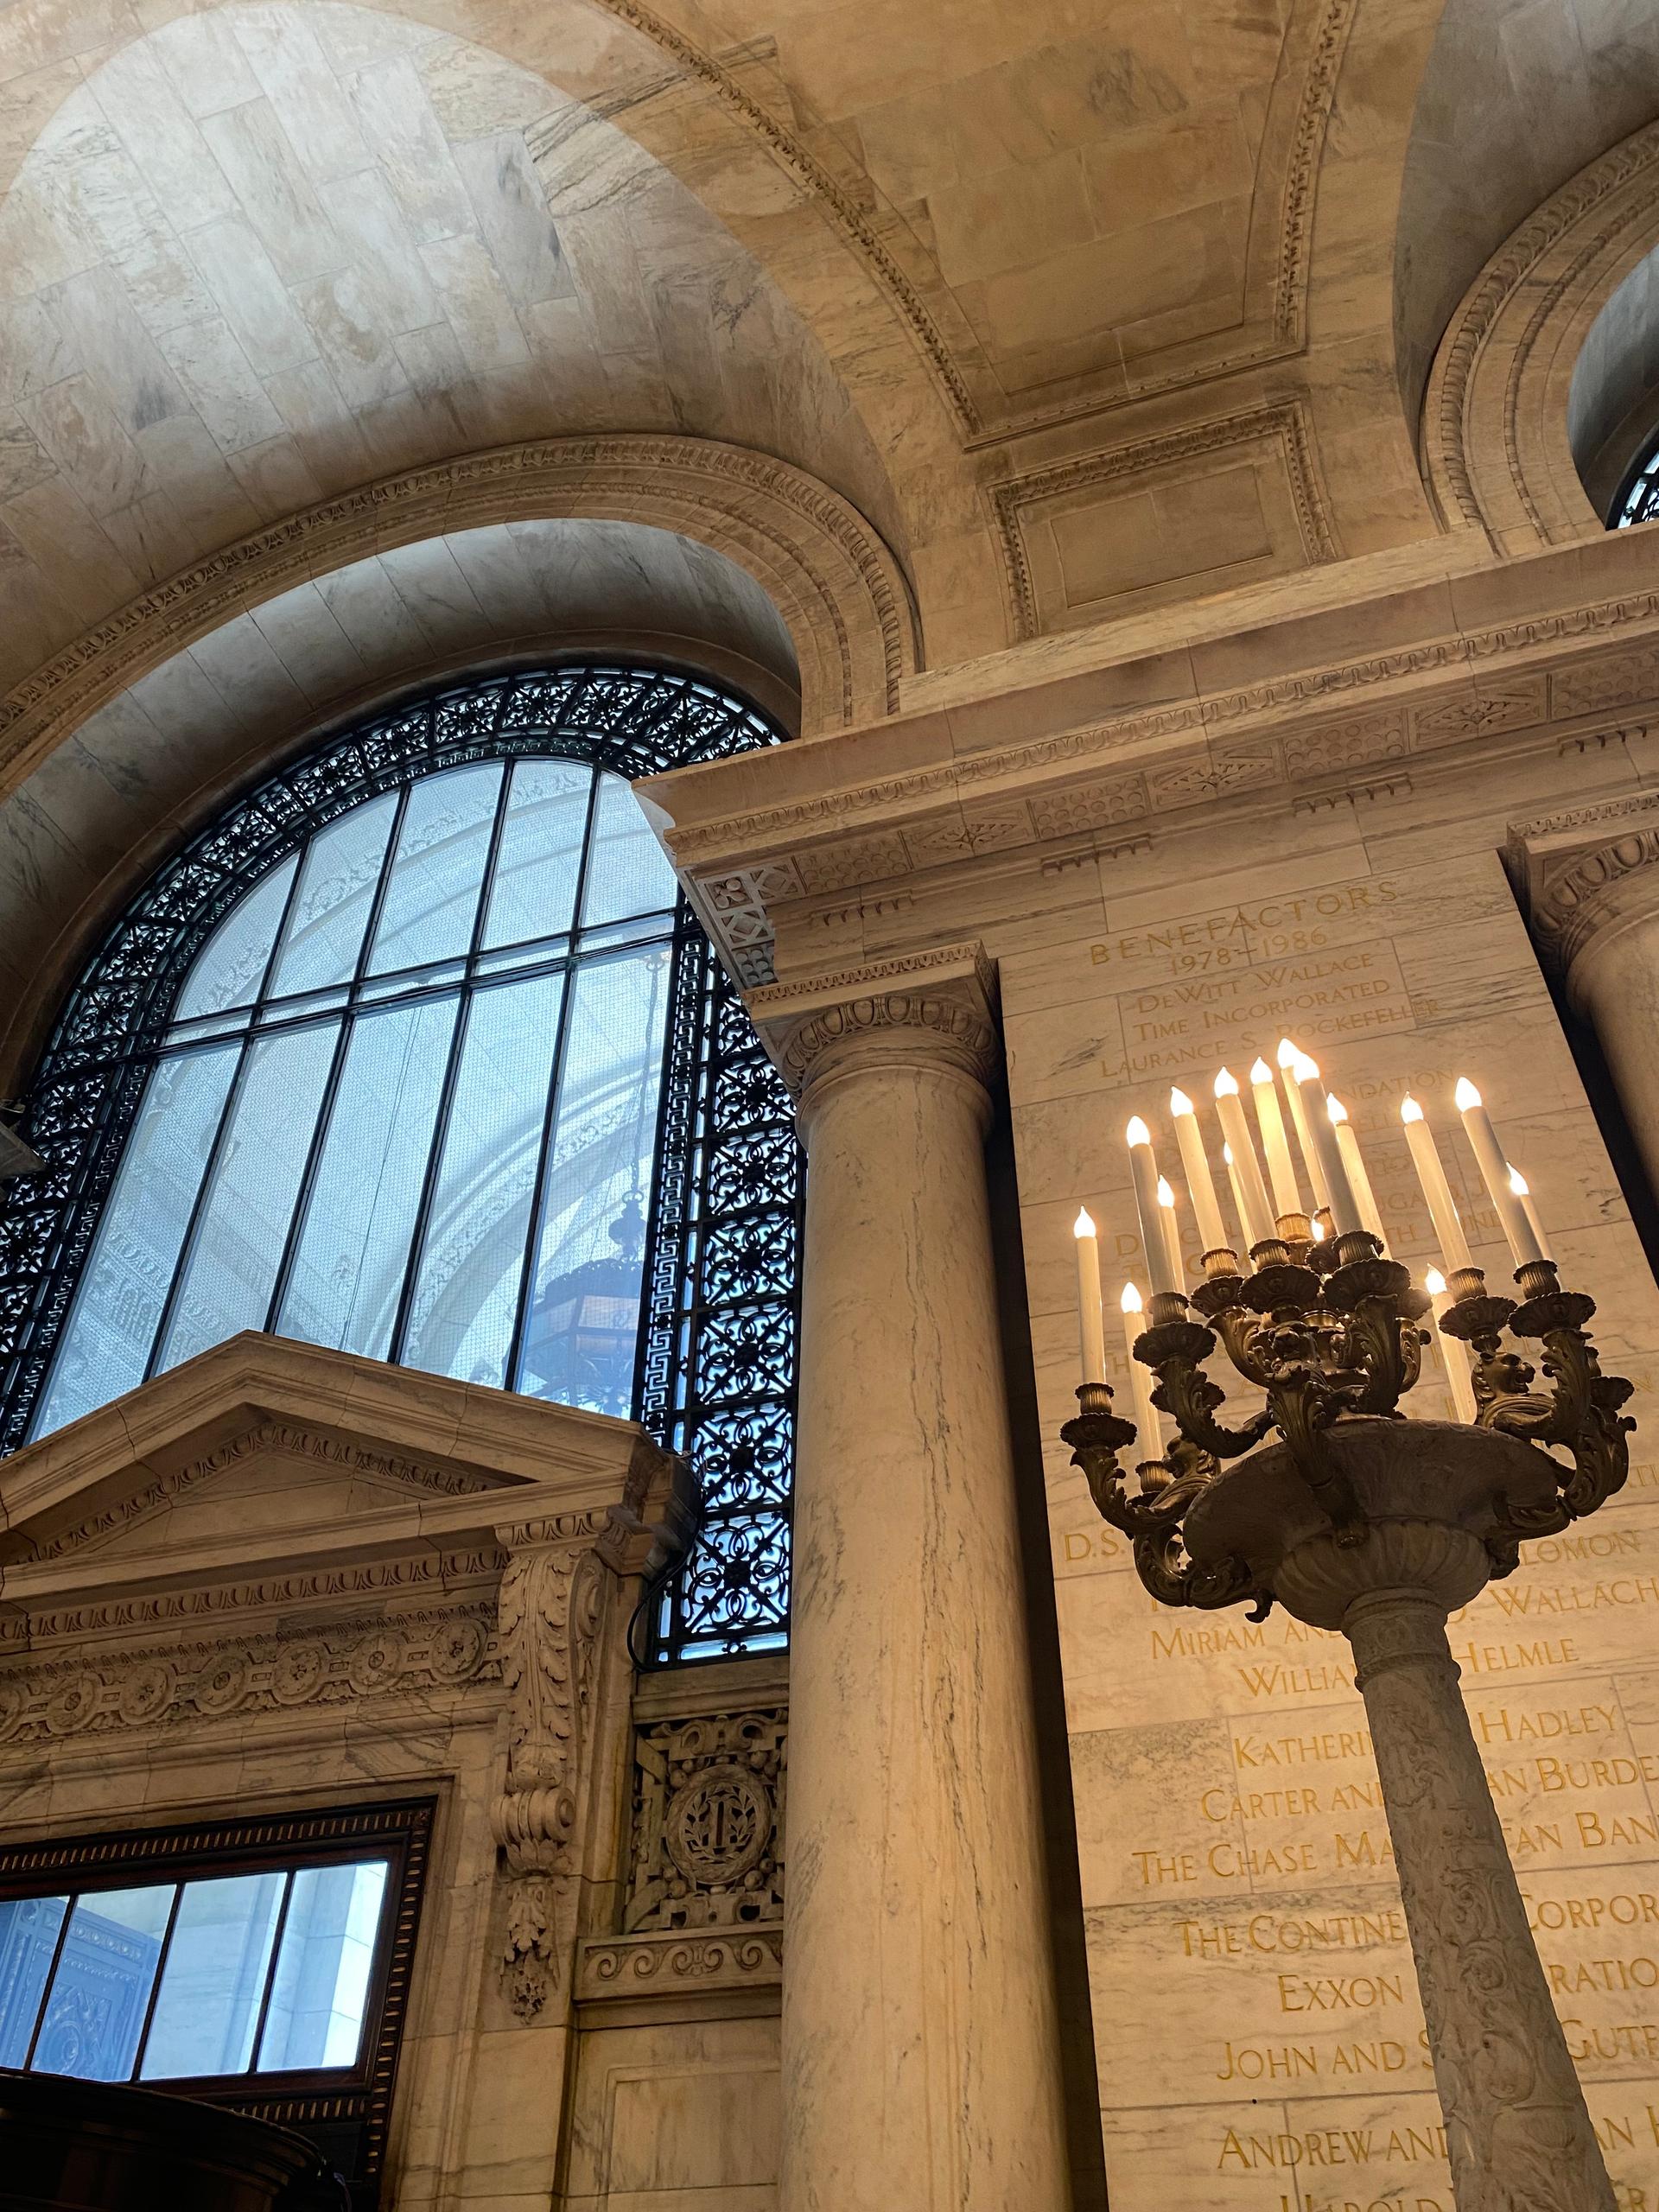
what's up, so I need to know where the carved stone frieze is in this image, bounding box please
[0,1603,497,1745]
[746,943,1000,1097]
[575,1926,784,2005]
[625,1706,788,1934]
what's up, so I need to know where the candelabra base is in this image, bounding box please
[1183,1419,1612,2212]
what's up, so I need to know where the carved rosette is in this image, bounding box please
[745,943,1000,1104]
[491,1515,614,2021]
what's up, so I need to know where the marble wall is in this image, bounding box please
[1008,761,1659,2210]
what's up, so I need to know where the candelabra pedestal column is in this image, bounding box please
[1183,1421,1615,2212]
[747,946,1071,2212]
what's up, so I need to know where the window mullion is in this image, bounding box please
[263,783,411,1336]
[130,1879,186,2081]
[386,760,518,1368]
[504,768,601,1395]
[19,1891,78,2072]
[246,1866,296,2075]
[143,1041,257,1383]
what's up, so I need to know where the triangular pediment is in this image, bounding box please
[0,1333,563,1573]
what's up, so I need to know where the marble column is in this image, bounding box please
[747,944,1072,2212]
[1525,821,1659,1197]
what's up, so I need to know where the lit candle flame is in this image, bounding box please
[1328,1093,1348,1124]
[1127,1116,1152,1147]
[1156,1177,1176,1208]
[1425,1268,1446,1295]
[1454,1077,1482,1111]
[1074,1207,1096,1238]
[1294,1052,1321,1083]
[1169,1087,1195,1116]
[1222,1142,1234,1164]
[1508,1166,1529,1197]
[1249,1057,1274,1084]
[1214,1067,1240,1097]
[1401,1095,1425,1123]
[1311,1217,1326,1242]
[1276,1037,1300,1069]
[1121,1281,1143,1314]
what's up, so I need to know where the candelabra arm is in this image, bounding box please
[1263,1368,1368,1543]
[1152,1349,1275,1460]
[1059,1395,1261,1614]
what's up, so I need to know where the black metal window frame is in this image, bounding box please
[1612,434,1659,527]
[0,665,802,1663]
[0,1796,433,2202]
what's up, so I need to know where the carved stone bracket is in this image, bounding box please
[489,1514,620,2021]
[745,943,1000,1101]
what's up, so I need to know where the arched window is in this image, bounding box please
[0,668,800,1663]
[1612,432,1659,527]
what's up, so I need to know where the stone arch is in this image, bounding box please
[1420,122,1659,552]
[0,434,917,810]
[1394,0,1659,440]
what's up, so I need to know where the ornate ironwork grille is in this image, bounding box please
[0,668,801,1664]
[1614,436,1659,527]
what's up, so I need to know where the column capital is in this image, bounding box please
[745,941,1000,1097]
[1507,791,1659,984]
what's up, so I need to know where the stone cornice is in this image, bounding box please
[643,546,1659,985]
[746,944,999,1096]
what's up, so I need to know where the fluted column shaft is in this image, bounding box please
[749,947,1071,2212]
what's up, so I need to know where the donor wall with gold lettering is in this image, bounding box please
[1006,782,1659,2212]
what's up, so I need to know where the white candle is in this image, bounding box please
[1169,1087,1230,1256]
[1277,1038,1330,1211]
[1401,1096,1474,1274]
[1454,1079,1545,1267]
[1328,1095,1388,1249]
[1426,1266,1480,1423]
[1291,1052,1362,1236]
[1127,1116,1179,1294]
[1506,1165,1554,1263]
[1120,1281,1161,1456]
[1157,1175,1184,1288]
[1250,1056,1302,1222]
[1214,1070,1274,1249]
[1074,1208,1106,1384]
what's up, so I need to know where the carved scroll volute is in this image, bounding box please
[490,1519,613,2020]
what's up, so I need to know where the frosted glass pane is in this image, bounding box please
[517,945,672,1412]
[402,972,564,1388]
[267,793,397,995]
[278,998,458,1359]
[0,1896,67,2066]
[366,761,501,976]
[139,1872,283,2081]
[156,1023,338,1370]
[35,1885,174,2082]
[579,772,677,930]
[257,1861,388,2073]
[173,855,298,1021]
[32,1045,239,1438]
[480,758,590,950]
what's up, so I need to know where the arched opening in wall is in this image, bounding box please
[1573,244,1659,525]
[0,666,801,1666]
